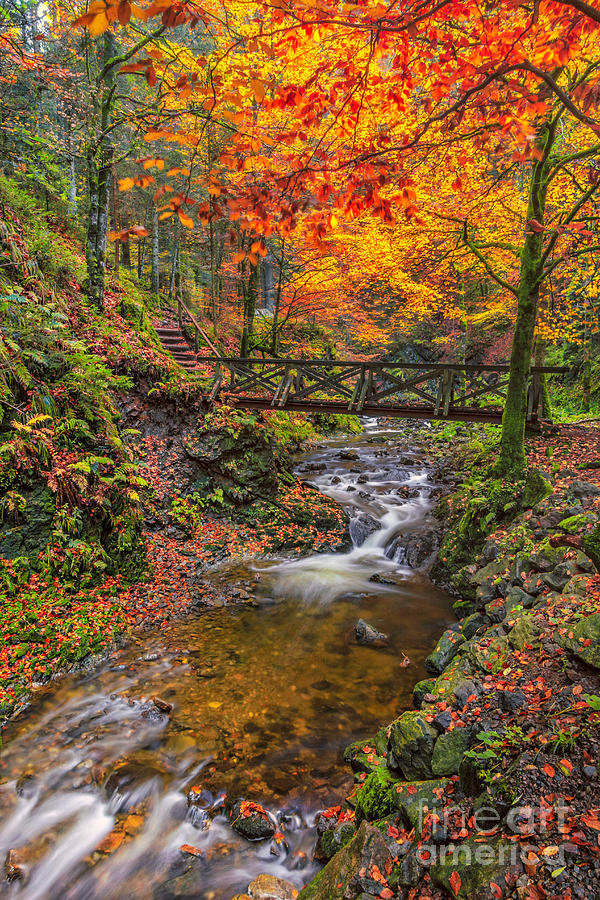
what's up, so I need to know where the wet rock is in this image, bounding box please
[4,849,27,882]
[15,773,37,799]
[542,560,577,592]
[298,821,392,900]
[356,474,369,484]
[481,539,499,563]
[400,531,439,569]
[504,586,536,613]
[354,619,389,647]
[388,711,438,779]
[315,815,356,862]
[460,613,487,640]
[484,597,506,624]
[350,514,380,546]
[339,450,359,460]
[105,762,165,812]
[152,696,173,714]
[247,874,298,899]
[425,628,465,674]
[228,799,276,841]
[499,689,527,711]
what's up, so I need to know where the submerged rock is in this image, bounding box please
[354,619,389,647]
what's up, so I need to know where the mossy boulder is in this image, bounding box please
[425,628,466,674]
[432,726,475,776]
[355,767,400,822]
[560,613,600,669]
[343,740,387,776]
[430,837,522,899]
[183,421,280,503]
[433,656,473,707]
[522,469,552,508]
[392,778,450,834]
[558,513,598,534]
[0,485,55,560]
[388,711,438,779]
[298,821,392,900]
[315,819,357,862]
[507,610,543,650]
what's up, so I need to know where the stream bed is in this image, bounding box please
[0,427,453,899]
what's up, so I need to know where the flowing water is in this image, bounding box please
[0,427,453,899]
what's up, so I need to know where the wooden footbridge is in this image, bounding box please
[201,357,566,424]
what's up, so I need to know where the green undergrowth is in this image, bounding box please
[0,178,197,710]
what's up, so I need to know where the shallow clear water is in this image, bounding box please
[0,428,452,899]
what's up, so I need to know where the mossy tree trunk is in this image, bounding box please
[240,258,258,358]
[497,120,555,474]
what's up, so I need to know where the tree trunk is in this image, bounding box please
[534,335,552,418]
[151,206,159,294]
[270,239,284,354]
[497,121,554,474]
[111,161,120,279]
[241,260,258,357]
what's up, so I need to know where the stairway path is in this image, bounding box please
[155,322,200,372]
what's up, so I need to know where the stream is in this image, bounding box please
[0,426,453,899]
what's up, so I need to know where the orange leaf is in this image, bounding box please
[450,870,461,897]
[543,763,555,778]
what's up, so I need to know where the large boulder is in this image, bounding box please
[298,821,392,900]
[430,836,522,899]
[183,420,279,503]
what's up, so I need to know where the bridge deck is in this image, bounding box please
[199,357,567,423]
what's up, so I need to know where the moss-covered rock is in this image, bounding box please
[388,711,438,779]
[343,740,387,775]
[522,469,552,508]
[430,837,522,899]
[0,485,55,560]
[298,821,392,900]
[315,819,357,862]
[432,726,474,776]
[507,610,542,650]
[183,420,280,503]
[559,613,600,669]
[392,778,449,834]
[355,767,400,822]
[425,628,466,674]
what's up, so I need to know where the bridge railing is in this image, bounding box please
[198,357,567,423]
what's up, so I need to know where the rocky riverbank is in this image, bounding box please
[289,424,600,900]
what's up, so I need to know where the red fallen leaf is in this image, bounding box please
[449,870,461,896]
[380,890,394,899]
[490,883,502,899]
[543,763,555,778]
[179,844,202,857]
[407,784,417,795]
